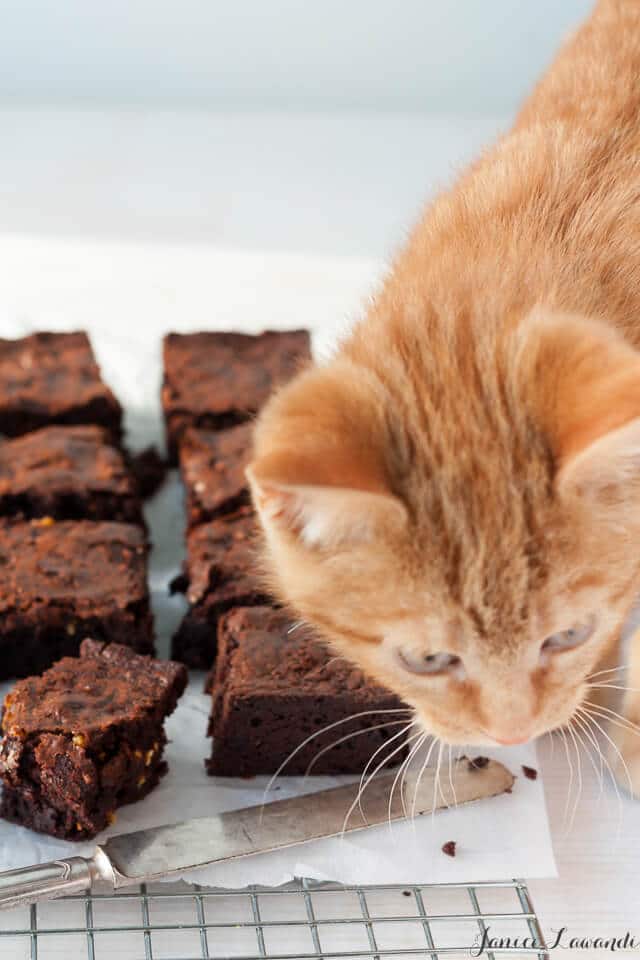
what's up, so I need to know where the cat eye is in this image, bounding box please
[541,617,595,654]
[397,649,462,676]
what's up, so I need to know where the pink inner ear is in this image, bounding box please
[248,475,304,531]
[523,310,640,469]
[556,416,640,502]
[247,463,408,548]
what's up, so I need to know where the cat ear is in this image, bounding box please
[527,310,640,504]
[246,462,407,549]
[556,417,640,504]
[247,360,408,548]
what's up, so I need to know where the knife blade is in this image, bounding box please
[0,757,513,910]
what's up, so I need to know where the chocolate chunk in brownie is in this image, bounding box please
[0,519,154,679]
[0,332,122,441]
[0,425,143,524]
[171,508,271,669]
[207,606,409,777]
[179,424,252,528]
[168,572,190,596]
[0,639,187,839]
[128,445,168,500]
[162,330,310,461]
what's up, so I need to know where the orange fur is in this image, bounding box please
[249,1,640,782]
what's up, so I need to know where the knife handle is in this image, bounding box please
[0,857,95,910]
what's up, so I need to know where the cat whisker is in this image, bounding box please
[576,707,625,836]
[409,735,439,823]
[390,729,425,825]
[303,719,410,778]
[582,701,640,737]
[546,729,555,762]
[586,665,628,682]
[260,708,412,811]
[355,721,416,822]
[447,744,458,810]
[386,737,416,828]
[397,733,429,828]
[577,706,634,799]
[558,726,574,828]
[431,740,445,826]
[323,655,351,669]
[588,683,640,694]
[286,620,308,635]
[571,711,604,796]
[565,721,583,831]
[341,727,422,837]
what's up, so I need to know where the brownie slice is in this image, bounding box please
[162,330,311,461]
[0,332,122,441]
[207,607,409,777]
[0,425,143,524]
[0,639,187,839]
[171,508,271,669]
[179,424,251,528]
[0,519,154,679]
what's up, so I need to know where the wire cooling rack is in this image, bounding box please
[0,878,548,959]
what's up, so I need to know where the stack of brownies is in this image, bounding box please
[163,330,409,777]
[0,332,186,838]
[0,326,408,843]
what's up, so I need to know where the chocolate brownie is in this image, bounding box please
[171,508,271,669]
[0,426,143,524]
[207,607,409,777]
[0,519,154,679]
[0,639,187,839]
[162,330,311,461]
[179,424,251,528]
[0,332,122,441]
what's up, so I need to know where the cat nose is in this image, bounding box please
[492,733,531,745]
[488,727,533,745]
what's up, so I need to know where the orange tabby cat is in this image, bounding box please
[249,0,640,791]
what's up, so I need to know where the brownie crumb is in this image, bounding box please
[130,446,168,500]
[522,765,538,780]
[468,755,490,771]
[169,572,190,595]
[402,890,412,897]
[441,841,457,858]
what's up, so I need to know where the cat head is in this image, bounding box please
[248,309,640,746]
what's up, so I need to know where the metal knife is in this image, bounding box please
[0,757,513,910]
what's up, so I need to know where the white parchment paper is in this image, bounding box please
[0,237,557,883]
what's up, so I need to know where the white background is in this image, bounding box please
[0,0,635,952]
[1,1,591,112]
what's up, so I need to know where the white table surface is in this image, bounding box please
[0,108,637,953]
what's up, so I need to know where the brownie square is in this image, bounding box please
[171,508,271,669]
[0,519,154,679]
[207,607,409,777]
[0,425,143,524]
[0,332,122,441]
[179,424,251,528]
[162,329,311,461]
[0,639,187,839]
